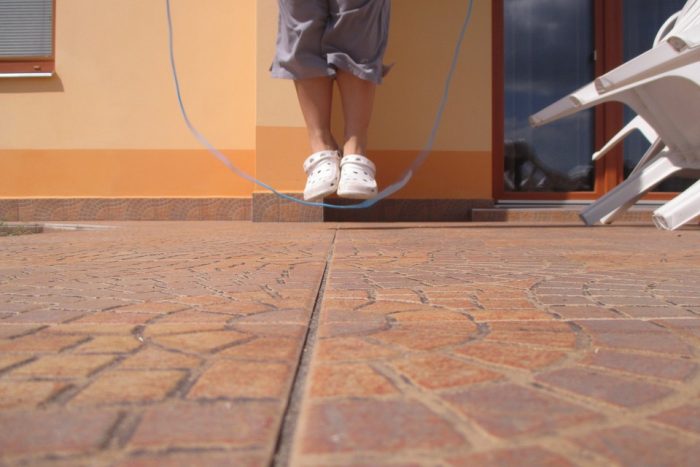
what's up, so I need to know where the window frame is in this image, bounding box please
[0,0,56,76]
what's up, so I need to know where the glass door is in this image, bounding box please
[494,0,691,201]
[502,0,596,194]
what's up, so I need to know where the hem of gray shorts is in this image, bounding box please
[327,54,386,84]
[270,59,388,84]
[270,65,336,81]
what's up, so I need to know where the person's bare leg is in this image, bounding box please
[294,76,338,153]
[336,70,376,155]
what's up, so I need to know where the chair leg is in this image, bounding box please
[652,179,700,230]
[630,139,665,176]
[580,153,684,226]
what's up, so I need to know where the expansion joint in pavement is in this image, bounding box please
[271,229,337,467]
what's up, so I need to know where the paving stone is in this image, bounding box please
[129,401,279,450]
[613,305,696,318]
[150,330,249,353]
[112,302,189,314]
[0,302,42,313]
[218,337,301,361]
[581,349,697,382]
[152,310,233,324]
[0,354,33,373]
[188,361,291,399]
[309,363,398,398]
[75,335,142,354]
[479,298,540,310]
[119,347,202,369]
[49,323,138,335]
[0,324,45,339]
[392,354,502,390]
[596,296,671,306]
[446,446,574,466]
[143,323,227,337]
[3,309,85,324]
[232,323,307,338]
[577,320,693,356]
[0,332,87,353]
[443,383,601,437]
[548,305,621,319]
[650,404,700,435]
[115,452,267,467]
[455,341,567,370]
[485,322,577,349]
[70,370,185,405]
[571,425,700,467]
[0,380,68,409]
[52,298,133,312]
[374,321,478,351]
[234,308,310,324]
[318,319,389,338]
[536,367,673,407]
[0,409,120,457]
[389,310,472,323]
[298,399,466,455]
[353,301,430,315]
[655,318,700,340]
[9,354,115,378]
[71,312,155,325]
[316,337,403,362]
[470,310,555,321]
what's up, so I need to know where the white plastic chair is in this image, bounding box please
[529,4,700,229]
[653,178,700,229]
[531,52,700,228]
[589,11,677,164]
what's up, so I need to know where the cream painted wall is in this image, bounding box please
[371,0,492,151]
[256,0,306,128]
[0,0,256,150]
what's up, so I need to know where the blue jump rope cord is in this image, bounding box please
[165,0,474,210]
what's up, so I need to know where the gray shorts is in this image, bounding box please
[270,0,391,84]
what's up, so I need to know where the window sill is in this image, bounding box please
[0,72,54,79]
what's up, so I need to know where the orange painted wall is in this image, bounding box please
[0,0,256,197]
[2,0,494,201]
[0,150,254,198]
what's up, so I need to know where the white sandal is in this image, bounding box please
[303,150,341,201]
[337,154,378,199]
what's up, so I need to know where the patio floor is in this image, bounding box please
[0,221,699,466]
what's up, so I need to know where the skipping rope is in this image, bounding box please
[165,0,475,210]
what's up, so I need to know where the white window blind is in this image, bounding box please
[0,0,54,58]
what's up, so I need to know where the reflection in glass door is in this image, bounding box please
[622,0,693,193]
[503,0,595,193]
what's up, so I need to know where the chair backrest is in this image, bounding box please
[637,63,700,154]
[655,11,680,46]
[669,23,700,50]
[673,0,700,34]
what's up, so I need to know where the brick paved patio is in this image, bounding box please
[0,221,698,466]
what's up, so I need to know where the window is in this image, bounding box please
[0,0,55,76]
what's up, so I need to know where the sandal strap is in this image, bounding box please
[340,154,376,175]
[303,150,340,173]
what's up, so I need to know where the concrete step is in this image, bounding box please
[472,205,657,224]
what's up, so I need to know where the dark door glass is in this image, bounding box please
[504,0,596,192]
